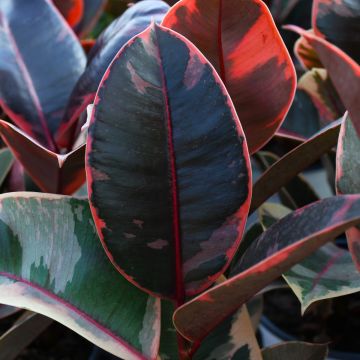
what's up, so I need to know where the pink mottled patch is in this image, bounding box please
[148,239,168,250]
[133,219,144,229]
[126,62,156,95]
[124,233,136,239]
[92,167,110,181]
[183,53,205,89]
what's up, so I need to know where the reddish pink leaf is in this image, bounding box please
[285,26,360,138]
[53,0,84,27]
[0,120,85,195]
[162,0,296,153]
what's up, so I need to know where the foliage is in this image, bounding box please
[0,0,359,359]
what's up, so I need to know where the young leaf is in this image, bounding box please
[173,195,360,342]
[285,26,360,138]
[0,0,86,150]
[0,194,160,360]
[0,121,85,195]
[162,0,296,153]
[251,119,341,212]
[336,114,360,270]
[294,30,322,70]
[262,341,328,360]
[57,0,169,149]
[312,0,360,63]
[298,68,344,123]
[53,0,84,27]
[86,23,252,300]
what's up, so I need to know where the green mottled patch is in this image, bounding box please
[284,243,360,313]
[0,194,160,359]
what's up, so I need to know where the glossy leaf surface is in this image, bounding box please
[0,148,14,188]
[313,0,360,63]
[285,243,360,313]
[0,121,85,195]
[173,195,360,342]
[53,0,84,27]
[0,194,160,360]
[336,115,360,270]
[75,0,106,37]
[256,151,319,209]
[0,0,86,150]
[262,341,328,360]
[57,0,169,149]
[86,24,251,300]
[286,26,360,138]
[162,0,296,153]
[281,89,320,139]
[251,120,341,212]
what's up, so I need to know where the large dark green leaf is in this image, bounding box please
[162,0,296,153]
[172,195,360,343]
[0,0,86,150]
[86,23,251,300]
[0,194,160,359]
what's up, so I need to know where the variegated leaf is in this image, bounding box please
[313,0,360,63]
[192,306,262,360]
[0,0,86,150]
[173,195,360,343]
[259,202,360,313]
[86,23,251,300]
[0,194,160,360]
[298,68,345,123]
[294,30,322,70]
[57,0,169,149]
[285,26,360,138]
[162,0,296,153]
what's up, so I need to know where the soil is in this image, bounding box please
[264,288,360,353]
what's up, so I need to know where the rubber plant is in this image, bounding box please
[0,0,168,194]
[0,0,359,359]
